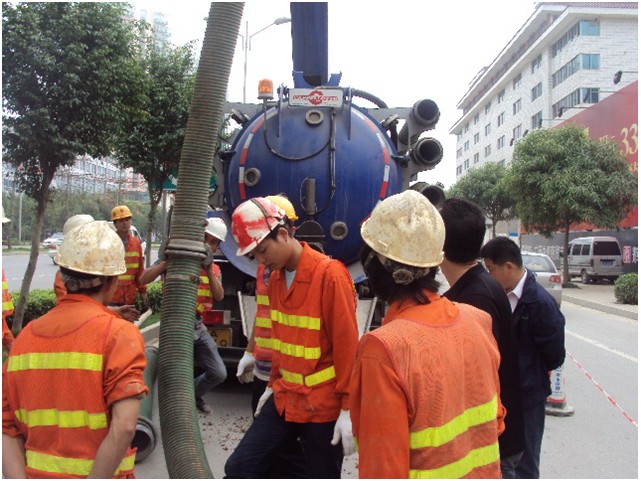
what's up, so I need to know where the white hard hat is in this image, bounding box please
[55,221,126,276]
[205,217,228,242]
[361,190,445,268]
[63,214,95,235]
[2,208,10,224]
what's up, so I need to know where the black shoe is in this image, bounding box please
[196,397,212,414]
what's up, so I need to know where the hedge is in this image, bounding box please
[7,281,164,332]
[614,273,638,305]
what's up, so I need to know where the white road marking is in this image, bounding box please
[566,329,637,363]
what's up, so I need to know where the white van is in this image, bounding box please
[566,236,623,284]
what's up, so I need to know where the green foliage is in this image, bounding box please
[135,281,163,312]
[8,289,57,329]
[614,273,637,305]
[447,162,515,235]
[508,124,637,236]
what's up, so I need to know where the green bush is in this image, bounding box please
[614,273,638,305]
[135,281,163,312]
[8,289,58,329]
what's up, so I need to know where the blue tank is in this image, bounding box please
[223,92,402,268]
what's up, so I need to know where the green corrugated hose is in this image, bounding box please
[157,3,244,478]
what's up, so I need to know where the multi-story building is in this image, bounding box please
[450,2,638,178]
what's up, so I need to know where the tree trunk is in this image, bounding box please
[562,224,571,285]
[146,187,161,268]
[12,189,49,332]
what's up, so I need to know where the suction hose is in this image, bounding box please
[132,345,158,463]
[157,3,243,478]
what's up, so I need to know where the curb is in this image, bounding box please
[563,296,637,320]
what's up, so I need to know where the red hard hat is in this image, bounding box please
[231,198,285,256]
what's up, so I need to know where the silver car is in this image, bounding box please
[522,252,563,306]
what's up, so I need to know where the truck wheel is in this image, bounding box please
[581,270,591,284]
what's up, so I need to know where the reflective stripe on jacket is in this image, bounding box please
[196,263,221,314]
[2,295,147,478]
[2,269,14,317]
[269,243,358,423]
[351,293,505,478]
[111,234,145,305]
[253,264,273,362]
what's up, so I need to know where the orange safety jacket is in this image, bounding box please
[196,263,221,315]
[53,270,66,301]
[2,269,15,348]
[253,263,273,363]
[2,294,148,479]
[269,243,358,423]
[351,292,505,479]
[111,234,146,305]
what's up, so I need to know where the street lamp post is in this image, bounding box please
[240,17,290,103]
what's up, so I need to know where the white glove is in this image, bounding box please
[236,351,255,384]
[331,409,356,456]
[254,387,273,417]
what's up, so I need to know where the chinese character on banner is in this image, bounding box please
[623,245,631,264]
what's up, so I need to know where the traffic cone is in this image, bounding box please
[545,365,575,416]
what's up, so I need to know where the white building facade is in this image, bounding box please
[450,2,638,178]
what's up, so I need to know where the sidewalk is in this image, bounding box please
[562,283,637,320]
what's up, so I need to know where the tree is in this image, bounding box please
[508,123,637,284]
[447,161,516,237]
[114,38,196,266]
[2,2,144,330]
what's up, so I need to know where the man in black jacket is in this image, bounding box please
[481,236,566,479]
[439,198,525,478]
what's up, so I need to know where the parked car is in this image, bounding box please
[565,236,623,284]
[522,252,563,306]
[42,232,64,248]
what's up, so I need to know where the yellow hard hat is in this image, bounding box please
[111,205,132,221]
[63,214,95,235]
[266,195,298,221]
[361,190,444,268]
[55,221,126,276]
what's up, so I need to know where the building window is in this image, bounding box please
[498,89,505,103]
[484,145,492,157]
[464,122,470,133]
[474,113,480,125]
[582,53,600,70]
[580,19,599,36]
[497,136,505,150]
[531,54,542,74]
[531,111,543,129]
[513,73,522,89]
[485,102,492,115]
[456,165,462,175]
[499,159,506,168]
[512,124,522,141]
[464,159,470,170]
[553,88,600,117]
[583,88,599,104]
[474,153,480,164]
[457,132,463,142]
[531,82,542,101]
[513,98,522,115]
[456,148,463,159]
[474,132,480,144]
[485,123,491,136]
[497,112,505,127]
[464,140,470,151]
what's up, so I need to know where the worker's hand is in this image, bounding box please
[331,409,356,456]
[236,351,255,383]
[141,293,149,312]
[112,305,140,322]
[254,387,273,417]
[201,243,214,269]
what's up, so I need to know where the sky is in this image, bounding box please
[132,0,539,188]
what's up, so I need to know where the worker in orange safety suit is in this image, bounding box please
[53,214,140,323]
[225,197,359,479]
[109,205,147,317]
[350,190,506,478]
[234,195,306,478]
[2,208,15,352]
[2,220,148,478]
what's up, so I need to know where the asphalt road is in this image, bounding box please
[2,253,638,478]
